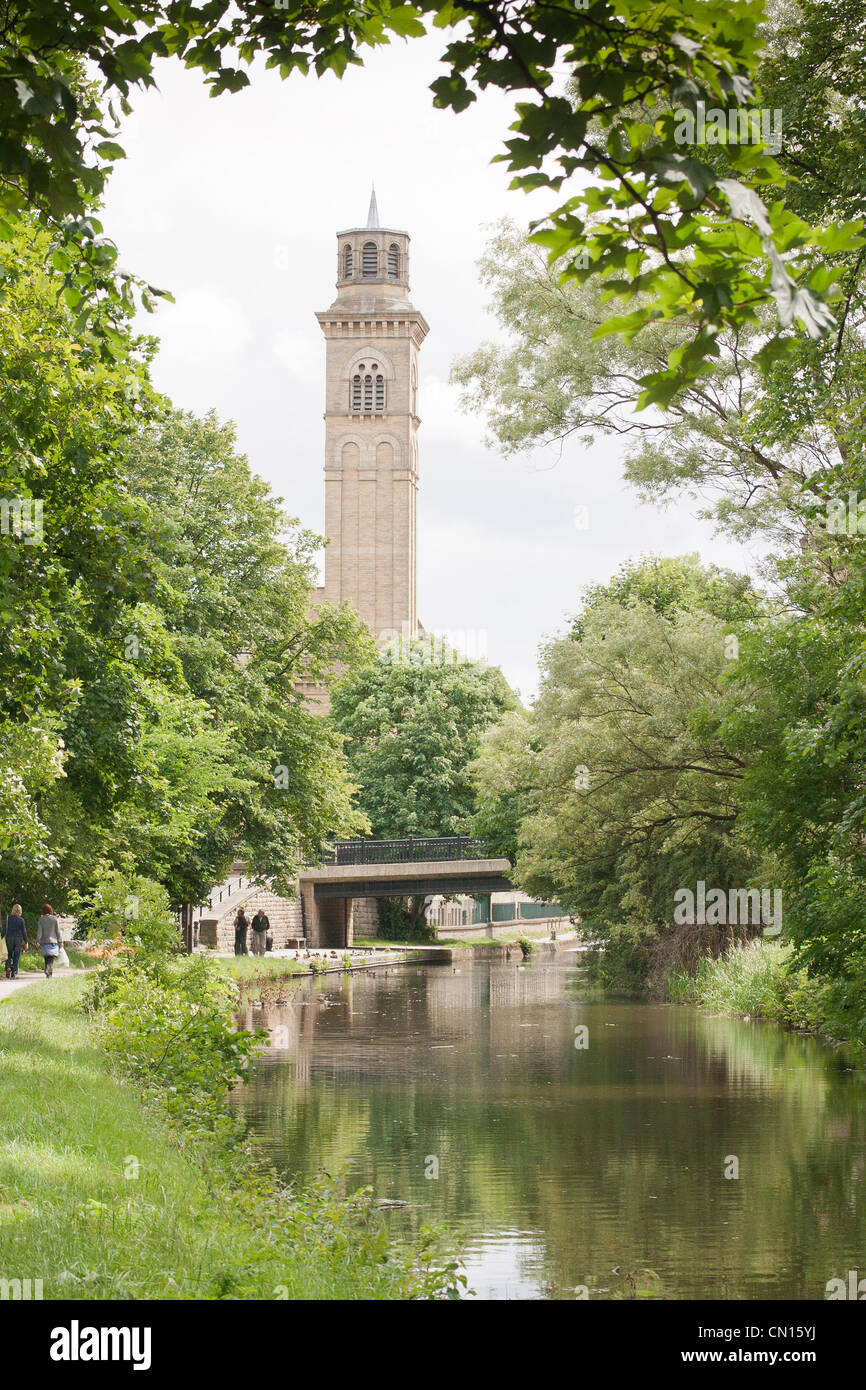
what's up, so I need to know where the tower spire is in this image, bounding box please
[366,184,380,229]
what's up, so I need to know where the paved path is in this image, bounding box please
[0,968,78,1002]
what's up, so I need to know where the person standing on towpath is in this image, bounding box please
[234,908,249,956]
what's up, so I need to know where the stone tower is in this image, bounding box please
[315,190,429,642]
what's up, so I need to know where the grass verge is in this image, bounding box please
[214,955,308,982]
[0,977,460,1299]
[666,939,796,1016]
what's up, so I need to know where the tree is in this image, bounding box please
[472,556,765,984]
[330,641,516,838]
[0,230,247,912]
[0,218,164,909]
[0,220,158,719]
[116,407,377,898]
[330,641,517,933]
[719,533,866,1037]
[41,602,237,905]
[0,229,374,914]
[452,0,866,514]
[2,1,855,393]
[452,1,866,1020]
[0,717,64,876]
[469,708,535,863]
[453,217,866,546]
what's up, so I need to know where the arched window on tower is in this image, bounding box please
[343,244,353,278]
[351,361,385,413]
[388,244,400,279]
[362,241,378,277]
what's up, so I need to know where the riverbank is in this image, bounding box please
[353,930,580,957]
[666,939,863,1057]
[214,933,580,985]
[215,946,411,986]
[0,977,459,1299]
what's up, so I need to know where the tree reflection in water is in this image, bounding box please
[233,961,866,1300]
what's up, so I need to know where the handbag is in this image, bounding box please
[56,946,70,968]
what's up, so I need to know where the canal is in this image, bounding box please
[233,956,866,1299]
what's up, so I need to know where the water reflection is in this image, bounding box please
[232,960,866,1300]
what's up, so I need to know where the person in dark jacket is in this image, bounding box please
[3,904,28,979]
[250,910,270,957]
[234,909,249,956]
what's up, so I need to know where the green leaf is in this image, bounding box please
[95,141,127,161]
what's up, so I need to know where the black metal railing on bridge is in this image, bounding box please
[321,835,492,867]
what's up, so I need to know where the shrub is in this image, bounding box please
[91,955,266,1136]
[376,896,436,942]
[70,867,180,955]
[665,939,851,1040]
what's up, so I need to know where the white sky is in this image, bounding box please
[101,33,761,701]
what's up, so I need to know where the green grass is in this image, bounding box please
[667,940,794,1015]
[665,939,847,1042]
[0,978,457,1299]
[215,955,307,982]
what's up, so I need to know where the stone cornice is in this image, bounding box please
[316,309,430,348]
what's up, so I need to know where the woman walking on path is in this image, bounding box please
[36,903,62,977]
[234,908,249,956]
[2,905,28,980]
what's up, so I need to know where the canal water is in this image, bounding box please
[233,957,866,1300]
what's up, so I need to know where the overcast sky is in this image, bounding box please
[101,33,761,700]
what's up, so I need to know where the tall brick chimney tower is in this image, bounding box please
[315,190,428,642]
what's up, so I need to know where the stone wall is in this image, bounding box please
[199,887,304,952]
[352,897,380,936]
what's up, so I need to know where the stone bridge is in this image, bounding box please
[300,836,513,947]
